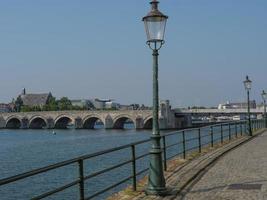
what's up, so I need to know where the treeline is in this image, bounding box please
[15,97,89,112]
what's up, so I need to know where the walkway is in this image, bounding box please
[181,130,267,200]
[112,130,267,200]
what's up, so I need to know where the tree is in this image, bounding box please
[57,97,72,110]
[21,105,32,112]
[47,96,58,111]
[15,96,23,112]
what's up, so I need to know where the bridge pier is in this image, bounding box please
[46,118,54,129]
[105,115,113,129]
[21,118,29,129]
[136,117,144,129]
[0,116,5,128]
[75,117,83,129]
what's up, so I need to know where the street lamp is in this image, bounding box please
[143,0,168,195]
[261,90,267,128]
[243,75,252,136]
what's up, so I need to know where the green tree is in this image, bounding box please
[15,96,23,112]
[57,97,72,110]
[21,105,32,112]
[47,96,58,111]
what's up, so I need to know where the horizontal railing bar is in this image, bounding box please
[0,159,78,186]
[201,134,211,139]
[165,121,246,136]
[185,146,198,152]
[166,152,183,160]
[213,138,222,143]
[85,176,133,200]
[165,142,181,149]
[0,139,151,186]
[163,130,182,137]
[136,168,149,176]
[31,179,80,200]
[84,159,132,180]
[201,141,212,147]
[185,137,198,142]
[135,152,150,161]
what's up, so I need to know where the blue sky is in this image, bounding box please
[0,0,266,107]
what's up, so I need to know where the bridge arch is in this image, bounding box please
[143,117,152,129]
[113,115,136,129]
[54,115,74,129]
[83,115,105,129]
[29,116,47,129]
[6,116,22,129]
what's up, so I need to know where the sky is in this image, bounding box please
[0,0,266,107]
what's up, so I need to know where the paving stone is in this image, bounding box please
[181,131,267,200]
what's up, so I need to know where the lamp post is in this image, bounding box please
[261,90,267,128]
[243,76,252,136]
[143,0,168,195]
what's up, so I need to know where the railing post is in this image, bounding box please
[220,124,223,144]
[210,126,214,147]
[247,122,248,135]
[198,128,201,153]
[235,122,238,138]
[78,159,85,200]
[229,123,231,141]
[182,131,186,159]
[162,136,167,171]
[240,122,243,136]
[131,145,137,191]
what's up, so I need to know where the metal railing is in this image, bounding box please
[0,119,265,200]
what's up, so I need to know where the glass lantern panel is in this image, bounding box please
[244,80,252,90]
[144,16,167,41]
[262,92,267,100]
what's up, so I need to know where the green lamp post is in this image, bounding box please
[243,75,252,136]
[261,90,267,128]
[143,0,168,195]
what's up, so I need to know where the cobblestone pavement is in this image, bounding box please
[180,131,267,200]
[111,130,266,200]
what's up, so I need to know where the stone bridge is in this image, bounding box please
[0,105,180,130]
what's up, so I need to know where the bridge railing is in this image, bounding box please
[0,119,265,200]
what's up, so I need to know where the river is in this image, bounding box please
[0,124,239,200]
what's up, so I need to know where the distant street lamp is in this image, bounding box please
[243,75,252,136]
[143,0,168,195]
[261,90,267,128]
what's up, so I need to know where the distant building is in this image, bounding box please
[91,99,119,110]
[71,99,95,110]
[0,103,13,113]
[218,100,257,110]
[105,101,120,109]
[118,104,135,110]
[20,88,53,108]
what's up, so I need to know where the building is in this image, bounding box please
[218,100,257,110]
[105,101,120,109]
[91,99,119,110]
[71,99,95,110]
[0,103,13,113]
[20,88,53,108]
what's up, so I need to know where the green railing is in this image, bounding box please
[0,119,265,200]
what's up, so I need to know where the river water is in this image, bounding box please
[0,124,241,200]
